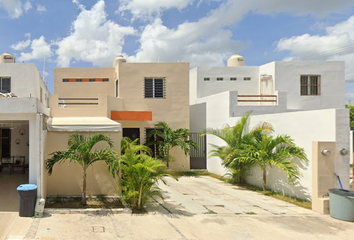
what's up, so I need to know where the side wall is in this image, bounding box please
[45,131,121,196]
[204,108,349,200]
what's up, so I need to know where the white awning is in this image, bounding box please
[47,117,121,132]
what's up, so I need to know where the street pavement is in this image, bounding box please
[2,176,354,240]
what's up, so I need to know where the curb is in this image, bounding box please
[44,208,132,215]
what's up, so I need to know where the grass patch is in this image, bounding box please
[176,171,311,209]
[45,196,124,209]
[236,183,311,209]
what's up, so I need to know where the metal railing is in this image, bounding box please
[238,94,277,104]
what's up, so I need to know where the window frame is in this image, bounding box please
[0,77,11,93]
[144,77,166,99]
[216,77,223,81]
[300,75,321,96]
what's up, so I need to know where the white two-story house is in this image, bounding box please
[0,52,50,205]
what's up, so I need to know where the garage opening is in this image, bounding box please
[0,122,29,212]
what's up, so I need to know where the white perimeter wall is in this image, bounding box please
[201,107,349,200]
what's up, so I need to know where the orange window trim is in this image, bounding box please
[111,111,152,121]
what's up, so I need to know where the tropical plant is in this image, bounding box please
[345,105,354,127]
[147,121,198,167]
[107,137,176,212]
[244,134,308,191]
[46,133,117,205]
[202,111,273,183]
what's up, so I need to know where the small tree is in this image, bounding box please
[202,111,273,183]
[147,121,198,167]
[46,133,117,205]
[245,134,308,191]
[107,138,176,212]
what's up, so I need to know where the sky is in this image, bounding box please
[1,0,354,98]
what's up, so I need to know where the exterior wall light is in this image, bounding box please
[340,148,349,156]
[321,149,331,155]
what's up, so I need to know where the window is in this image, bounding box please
[63,79,69,82]
[216,77,223,81]
[144,78,165,98]
[0,77,11,93]
[204,77,210,81]
[115,79,119,98]
[89,79,95,82]
[244,77,251,81]
[300,75,320,96]
[40,87,43,103]
[76,79,82,82]
[102,78,109,82]
[230,77,237,81]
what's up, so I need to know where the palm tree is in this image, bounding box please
[202,111,273,183]
[245,134,308,191]
[46,133,117,205]
[147,121,198,167]
[107,137,175,212]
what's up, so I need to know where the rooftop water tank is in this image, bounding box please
[0,52,15,63]
[113,55,126,67]
[227,54,244,67]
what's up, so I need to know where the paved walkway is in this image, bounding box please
[2,176,354,240]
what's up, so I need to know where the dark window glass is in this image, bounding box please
[63,79,69,82]
[103,78,109,82]
[76,79,82,82]
[230,77,237,81]
[89,79,95,82]
[217,77,223,81]
[204,77,210,81]
[115,80,119,97]
[300,75,320,96]
[0,78,10,93]
[244,77,251,81]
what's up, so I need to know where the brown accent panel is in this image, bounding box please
[111,111,152,121]
[96,78,103,82]
[82,78,89,82]
[69,78,76,82]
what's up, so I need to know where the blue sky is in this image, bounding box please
[1,0,354,97]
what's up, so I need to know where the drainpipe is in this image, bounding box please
[37,113,43,198]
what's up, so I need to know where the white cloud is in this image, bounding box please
[129,18,242,67]
[17,36,52,62]
[55,0,135,67]
[0,0,33,18]
[11,33,31,51]
[276,15,354,80]
[118,0,194,20]
[36,4,46,13]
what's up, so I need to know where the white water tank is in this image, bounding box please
[0,52,15,63]
[113,55,126,67]
[227,54,244,67]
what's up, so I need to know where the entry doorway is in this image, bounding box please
[123,128,140,143]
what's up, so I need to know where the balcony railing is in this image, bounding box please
[238,95,277,105]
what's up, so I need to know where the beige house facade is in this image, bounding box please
[46,56,190,197]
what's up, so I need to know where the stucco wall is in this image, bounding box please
[54,68,115,98]
[45,131,121,196]
[191,66,259,99]
[273,61,345,110]
[0,63,50,106]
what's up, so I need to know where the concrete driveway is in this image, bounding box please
[2,176,354,240]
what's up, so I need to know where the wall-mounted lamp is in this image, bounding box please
[321,149,331,155]
[340,148,349,156]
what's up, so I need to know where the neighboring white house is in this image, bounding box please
[0,52,50,199]
[190,54,349,201]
